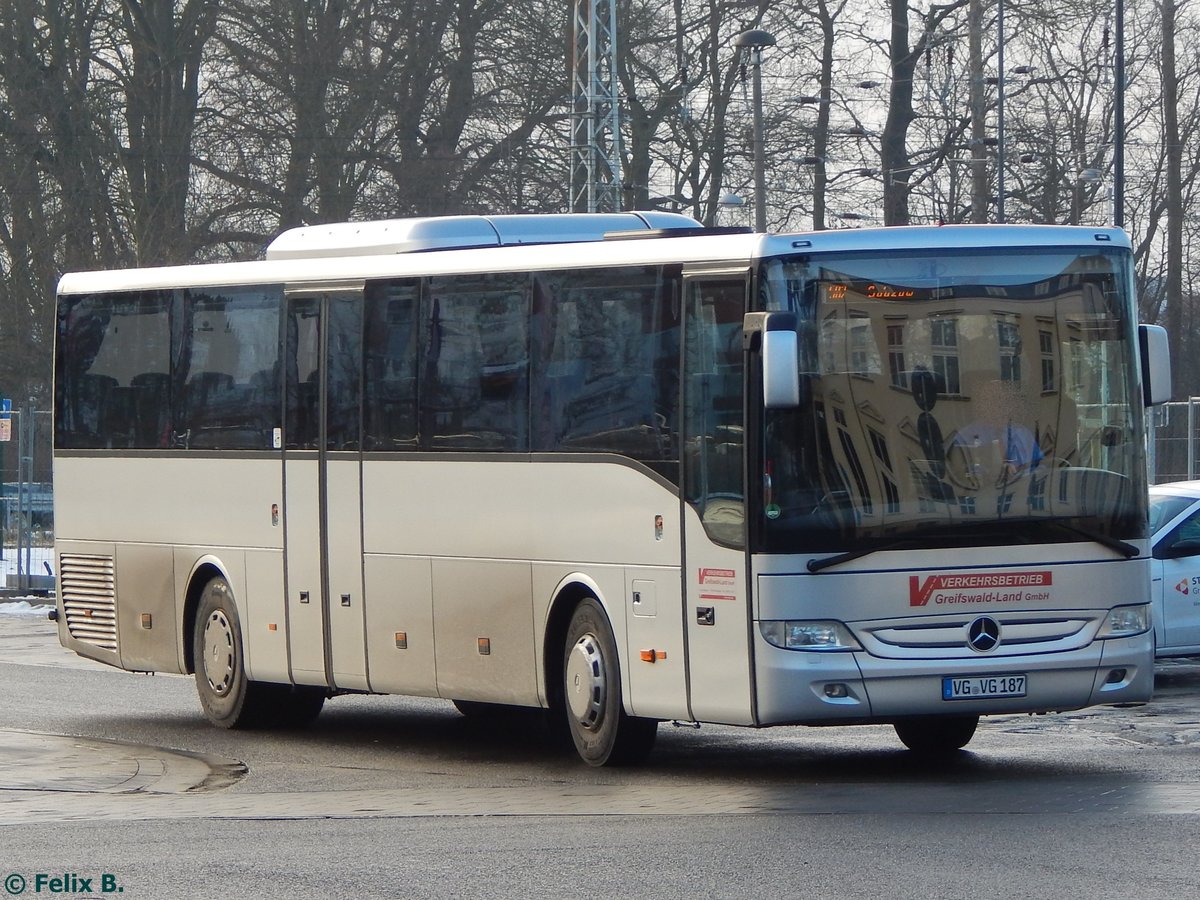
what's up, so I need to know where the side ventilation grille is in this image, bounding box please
[60,554,117,652]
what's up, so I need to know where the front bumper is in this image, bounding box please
[753,631,1152,725]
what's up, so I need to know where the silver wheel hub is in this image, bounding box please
[565,633,606,731]
[202,610,235,696]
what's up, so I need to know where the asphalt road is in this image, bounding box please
[2,610,1200,900]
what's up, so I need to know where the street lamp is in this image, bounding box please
[1114,0,1126,227]
[735,28,776,233]
[1076,168,1114,224]
[996,0,1007,222]
[828,167,879,182]
[831,211,871,227]
[717,192,745,223]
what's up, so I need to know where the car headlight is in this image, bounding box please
[759,620,862,651]
[1096,604,1151,639]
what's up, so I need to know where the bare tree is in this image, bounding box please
[614,1,774,224]
[115,0,217,264]
[879,0,968,226]
[0,0,132,402]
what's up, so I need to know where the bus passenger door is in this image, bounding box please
[283,289,368,691]
[681,274,755,725]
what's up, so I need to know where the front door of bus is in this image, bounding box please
[681,273,755,725]
[283,289,368,690]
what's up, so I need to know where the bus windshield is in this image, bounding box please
[757,246,1148,554]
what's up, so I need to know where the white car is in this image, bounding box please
[1150,480,1200,657]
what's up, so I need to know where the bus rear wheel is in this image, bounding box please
[452,699,509,719]
[562,598,657,767]
[268,683,326,727]
[194,576,275,729]
[893,715,979,754]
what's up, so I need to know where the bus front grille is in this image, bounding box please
[59,554,118,652]
[858,614,1094,659]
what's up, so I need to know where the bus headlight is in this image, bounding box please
[759,620,862,651]
[1097,604,1151,639]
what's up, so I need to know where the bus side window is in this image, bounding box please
[325,296,362,451]
[76,373,119,446]
[55,292,172,450]
[130,372,171,447]
[684,279,746,547]
[421,274,529,451]
[182,287,281,450]
[285,297,321,451]
[532,266,679,482]
[364,280,420,451]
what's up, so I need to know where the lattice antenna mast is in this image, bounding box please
[571,0,623,212]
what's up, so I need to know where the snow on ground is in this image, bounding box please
[0,600,52,618]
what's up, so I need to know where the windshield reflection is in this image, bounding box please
[758,247,1147,553]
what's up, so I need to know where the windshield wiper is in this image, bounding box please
[807,524,998,572]
[807,538,920,573]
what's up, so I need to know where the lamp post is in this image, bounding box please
[997,0,1007,222]
[735,29,776,232]
[719,192,747,226]
[1114,0,1125,228]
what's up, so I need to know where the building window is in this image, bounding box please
[887,323,907,388]
[868,428,893,471]
[930,318,960,394]
[998,319,1021,383]
[996,491,1014,515]
[1039,330,1056,393]
[1029,474,1047,511]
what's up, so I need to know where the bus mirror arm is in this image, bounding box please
[744,312,800,409]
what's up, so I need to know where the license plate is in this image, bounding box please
[942,674,1026,700]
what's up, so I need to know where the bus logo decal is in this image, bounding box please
[966,616,1002,652]
[909,571,1053,607]
[699,568,736,587]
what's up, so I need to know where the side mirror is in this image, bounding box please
[1139,324,1172,406]
[1157,538,1200,561]
[744,312,800,408]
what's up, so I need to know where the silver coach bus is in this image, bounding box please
[53,214,1169,764]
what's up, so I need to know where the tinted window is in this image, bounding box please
[532,266,679,481]
[363,280,420,450]
[285,296,321,451]
[684,279,746,545]
[179,287,282,449]
[55,291,173,449]
[422,273,529,451]
[326,296,362,450]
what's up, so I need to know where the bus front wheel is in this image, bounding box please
[193,576,272,729]
[562,598,657,766]
[893,715,979,754]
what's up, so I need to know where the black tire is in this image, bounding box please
[193,576,274,729]
[894,715,979,753]
[562,598,657,767]
[452,699,510,719]
[269,683,327,727]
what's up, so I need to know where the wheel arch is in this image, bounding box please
[182,556,232,676]
[543,574,614,711]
